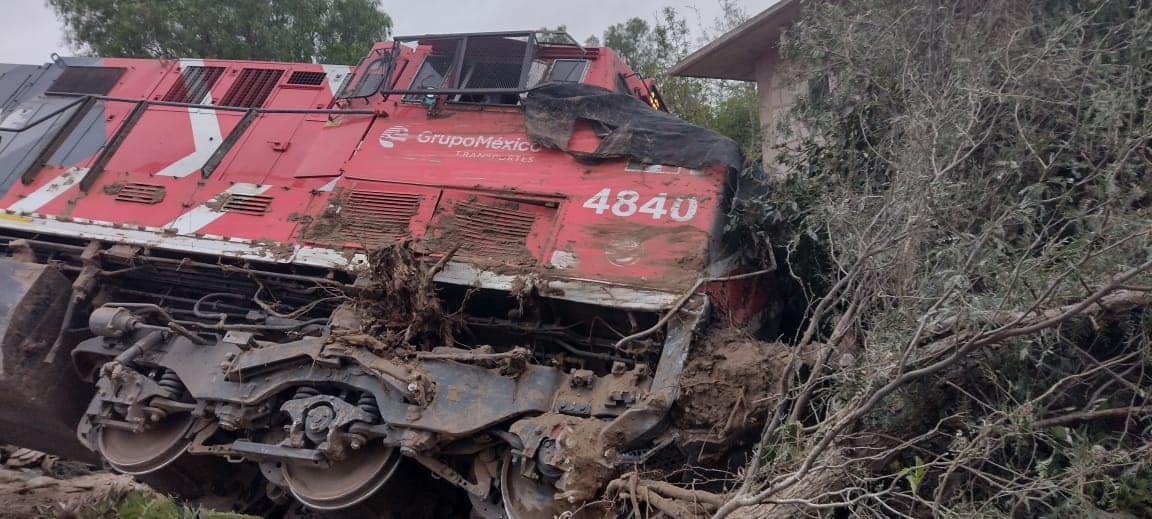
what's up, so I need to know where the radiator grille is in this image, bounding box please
[220,193,273,215]
[453,202,536,257]
[286,71,327,86]
[111,182,166,204]
[220,68,283,108]
[303,190,422,247]
[162,66,225,103]
[336,190,421,245]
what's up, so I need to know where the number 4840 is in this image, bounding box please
[582,188,699,222]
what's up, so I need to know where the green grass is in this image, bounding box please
[81,489,255,519]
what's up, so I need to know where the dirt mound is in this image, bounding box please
[673,328,791,441]
[0,446,144,518]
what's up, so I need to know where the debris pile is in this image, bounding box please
[335,241,456,352]
[672,327,791,461]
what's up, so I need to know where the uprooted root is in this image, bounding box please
[606,473,725,518]
[343,241,458,351]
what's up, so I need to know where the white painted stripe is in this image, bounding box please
[321,64,353,97]
[154,105,223,178]
[6,167,87,213]
[155,59,223,178]
[164,183,271,234]
[318,177,339,192]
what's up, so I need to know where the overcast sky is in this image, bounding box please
[0,0,779,64]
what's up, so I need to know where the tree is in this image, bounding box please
[711,0,1152,516]
[603,17,660,76]
[592,1,1152,517]
[47,0,392,65]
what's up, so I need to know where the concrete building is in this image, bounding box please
[669,0,803,171]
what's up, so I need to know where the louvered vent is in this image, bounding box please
[162,66,225,103]
[454,202,536,257]
[220,68,283,108]
[111,182,166,204]
[334,190,421,245]
[287,71,327,86]
[220,193,273,215]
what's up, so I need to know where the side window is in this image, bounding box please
[347,56,391,98]
[454,36,529,105]
[547,59,587,83]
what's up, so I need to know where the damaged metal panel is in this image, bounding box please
[523,82,744,171]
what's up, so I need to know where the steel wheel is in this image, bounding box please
[282,442,401,510]
[500,454,568,519]
[96,413,197,475]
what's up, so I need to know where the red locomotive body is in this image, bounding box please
[0,31,760,516]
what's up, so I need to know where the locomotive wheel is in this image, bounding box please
[500,454,568,519]
[282,442,401,510]
[96,413,197,475]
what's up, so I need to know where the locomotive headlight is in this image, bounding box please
[604,237,643,266]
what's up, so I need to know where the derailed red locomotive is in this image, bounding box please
[0,31,763,516]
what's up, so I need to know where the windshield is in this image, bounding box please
[342,31,588,103]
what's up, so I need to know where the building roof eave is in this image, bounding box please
[668,0,800,81]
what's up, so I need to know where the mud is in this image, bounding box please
[672,327,791,442]
[299,189,349,247]
[250,238,296,261]
[516,414,618,505]
[420,206,537,272]
[0,447,145,518]
[340,241,455,351]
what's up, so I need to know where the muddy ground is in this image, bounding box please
[0,447,142,517]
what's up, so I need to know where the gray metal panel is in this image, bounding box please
[47,99,107,166]
[0,63,54,111]
[0,60,107,191]
[0,96,85,189]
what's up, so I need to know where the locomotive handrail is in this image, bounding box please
[0,94,379,135]
[0,95,90,132]
[5,93,382,190]
[47,93,382,116]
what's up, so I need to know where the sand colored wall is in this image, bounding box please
[754,50,807,174]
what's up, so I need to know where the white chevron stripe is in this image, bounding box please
[6,167,87,213]
[164,183,270,234]
[156,59,223,178]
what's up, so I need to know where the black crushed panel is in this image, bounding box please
[161,66,225,103]
[523,83,744,171]
[220,68,283,108]
[45,66,125,95]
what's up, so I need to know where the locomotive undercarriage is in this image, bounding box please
[0,231,706,517]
